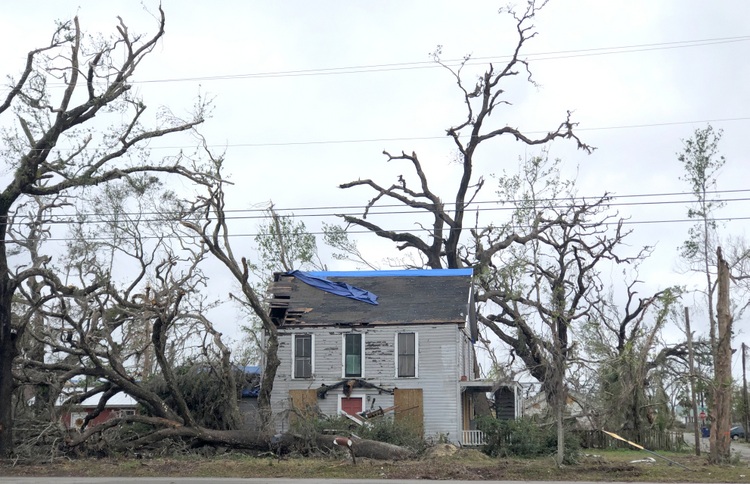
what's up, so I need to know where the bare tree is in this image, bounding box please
[0,8,210,456]
[337,1,591,272]
[474,155,650,463]
[336,2,595,463]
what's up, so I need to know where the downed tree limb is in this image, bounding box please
[64,416,415,461]
[314,434,415,461]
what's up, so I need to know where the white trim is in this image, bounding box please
[394,331,418,378]
[291,333,315,379]
[337,393,364,415]
[341,332,365,378]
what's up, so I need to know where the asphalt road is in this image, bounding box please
[683,432,750,461]
[0,480,733,484]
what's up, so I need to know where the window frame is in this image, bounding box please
[342,332,365,378]
[292,333,314,379]
[395,332,418,378]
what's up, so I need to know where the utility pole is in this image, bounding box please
[743,343,749,443]
[685,307,700,456]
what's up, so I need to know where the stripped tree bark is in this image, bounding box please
[710,247,732,463]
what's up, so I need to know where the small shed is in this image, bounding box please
[59,392,138,429]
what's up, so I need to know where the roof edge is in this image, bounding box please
[305,268,473,278]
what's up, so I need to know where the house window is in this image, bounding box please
[343,333,363,377]
[293,334,313,378]
[396,332,417,377]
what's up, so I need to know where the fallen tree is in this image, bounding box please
[62,414,415,461]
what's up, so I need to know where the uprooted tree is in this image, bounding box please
[584,280,688,440]
[11,153,413,460]
[2,13,413,461]
[0,8,207,457]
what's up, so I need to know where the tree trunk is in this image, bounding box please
[69,421,415,461]
[0,288,16,457]
[685,307,701,455]
[257,328,280,435]
[710,247,732,464]
[556,397,564,465]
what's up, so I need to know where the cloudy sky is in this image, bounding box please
[2,1,749,369]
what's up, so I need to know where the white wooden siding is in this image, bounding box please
[271,324,468,441]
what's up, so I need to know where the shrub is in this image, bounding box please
[295,415,427,453]
[357,417,426,451]
[477,417,579,463]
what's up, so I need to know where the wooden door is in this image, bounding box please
[340,397,364,416]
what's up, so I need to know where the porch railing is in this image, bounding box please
[461,430,487,447]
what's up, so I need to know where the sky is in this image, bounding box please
[2,1,749,374]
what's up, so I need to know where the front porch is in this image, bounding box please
[459,380,523,446]
[461,429,487,446]
[459,379,493,446]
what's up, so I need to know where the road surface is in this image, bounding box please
[0,479,737,484]
[683,432,750,461]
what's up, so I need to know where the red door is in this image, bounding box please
[341,397,363,416]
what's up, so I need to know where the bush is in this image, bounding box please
[357,417,426,451]
[477,417,580,463]
[146,363,244,430]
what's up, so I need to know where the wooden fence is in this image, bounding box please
[573,429,686,451]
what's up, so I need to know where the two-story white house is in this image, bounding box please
[266,268,519,445]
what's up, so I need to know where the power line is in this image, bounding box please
[126,35,750,84]
[7,191,750,236]
[17,116,750,153]
[32,35,750,90]
[13,214,750,244]
[9,188,750,222]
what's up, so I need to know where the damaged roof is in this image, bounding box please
[269,268,474,327]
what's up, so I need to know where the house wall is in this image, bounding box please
[271,323,471,442]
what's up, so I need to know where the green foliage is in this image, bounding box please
[146,363,245,430]
[358,417,426,450]
[477,417,580,464]
[254,208,321,273]
[322,222,377,269]
[677,124,725,260]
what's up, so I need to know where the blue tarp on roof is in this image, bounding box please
[241,365,261,375]
[287,270,379,305]
[306,268,472,278]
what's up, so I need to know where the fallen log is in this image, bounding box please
[65,416,415,461]
[315,434,415,461]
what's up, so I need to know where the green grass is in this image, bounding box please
[1,448,749,482]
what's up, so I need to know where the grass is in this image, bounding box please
[1,448,749,482]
